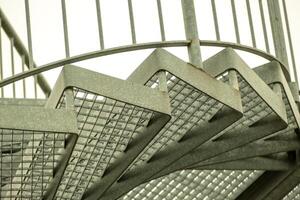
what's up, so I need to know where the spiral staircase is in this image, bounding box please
[1,0,300,200]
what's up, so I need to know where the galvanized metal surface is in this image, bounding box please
[0,1,299,199]
[86,49,244,200]
[43,65,171,199]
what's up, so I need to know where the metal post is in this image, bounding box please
[0,18,3,97]
[282,0,298,84]
[259,0,270,53]
[267,0,289,70]
[25,0,38,99]
[181,0,202,68]
[61,0,70,58]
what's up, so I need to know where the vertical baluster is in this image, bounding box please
[61,0,70,58]
[128,0,136,44]
[0,18,3,97]
[21,55,26,98]
[95,0,105,49]
[10,38,15,98]
[259,0,270,53]
[282,0,298,84]
[25,0,37,99]
[231,0,240,43]
[156,0,166,41]
[211,0,220,41]
[246,0,256,48]
[267,0,289,68]
[181,0,202,68]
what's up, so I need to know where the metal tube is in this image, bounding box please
[21,55,26,98]
[259,0,270,53]
[231,0,240,43]
[25,0,37,98]
[156,0,166,41]
[95,0,105,49]
[211,0,220,41]
[61,0,70,57]
[267,0,289,69]
[25,0,33,68]
[0,40,293,89]
[10,37,15,98]
[0,18,3,97]
[128,0,136,44]
[181,0,202,68]
[246,0,256,48]
[282,0,298,84]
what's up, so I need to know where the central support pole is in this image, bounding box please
[181,0,202,68]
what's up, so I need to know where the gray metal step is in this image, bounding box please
[0,48,299,200]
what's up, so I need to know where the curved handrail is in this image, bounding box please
[200,40,290,80]
[0,40,291,92]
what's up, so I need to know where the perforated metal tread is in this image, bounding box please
[1,49,300,200]
[44,65,171,200]
[191,60,300,169]
[84,49,243,200]
[121,170,263,200]
[228,61,300,200]
[120,48,290,200]
[146,48,287,179]
[0,103,78,200]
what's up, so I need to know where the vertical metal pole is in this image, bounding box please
[95,0,105,50]
[10,38,15,98]
[211,0,220,41]
[21,55,26,98]
[61,0,70,58]
[128,0,136,44]
[231,0,240,44]
[259,0,270,53]
[181,0,202,68]
[246,0,256,48]
[267,0,289,69]
[282,0,298,84]
[25,0,37,98]
[0,18,3,97]
[157,0,166,41]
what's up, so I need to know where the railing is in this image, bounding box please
[0,0,298,98]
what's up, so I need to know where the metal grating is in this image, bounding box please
[128,72,223,170]
[283,183,300,200]
[121,69,276,200]
[213,73,272,139]
[0,0,298,198]
[54,88,154,200]
[0,130,65,200]
[122,170,263,200]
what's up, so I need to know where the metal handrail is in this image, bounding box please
[0,39,291,90]
[0,0,297,97]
